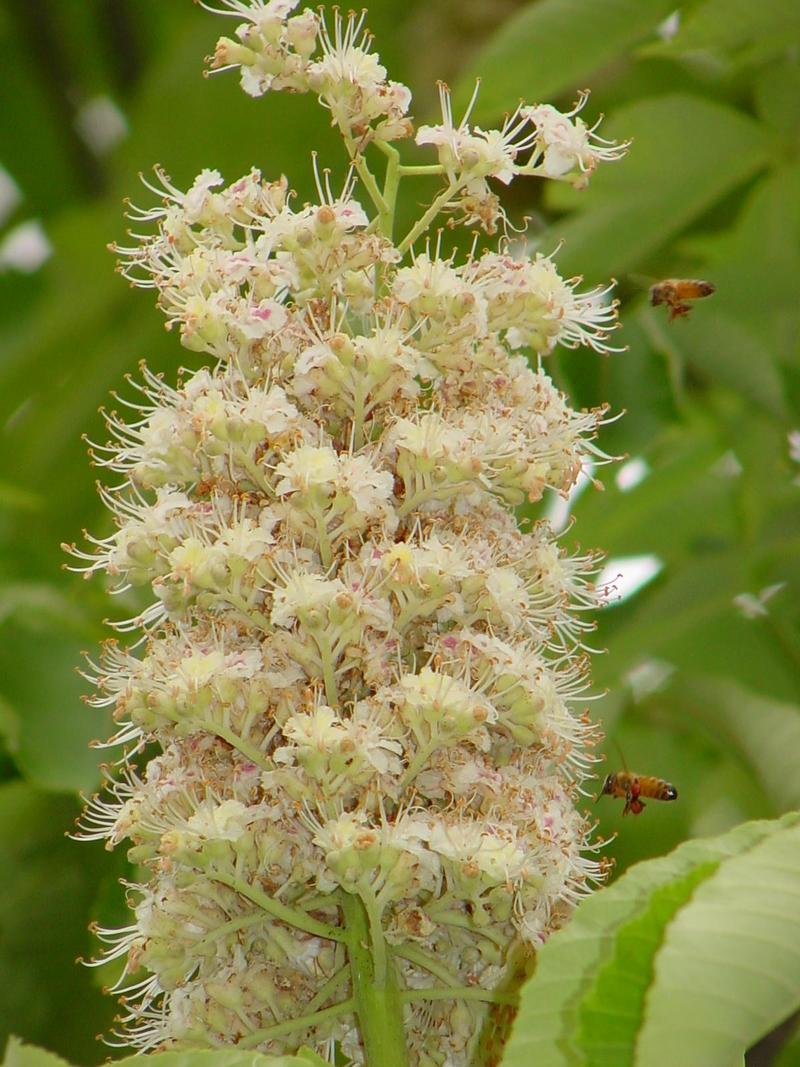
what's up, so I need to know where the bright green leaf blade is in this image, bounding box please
[1,1040,72,1067]
[453,0,679,121]
[545,94,769,282]
[636,819,800,1065]
[1,1040,314,1067]
[115,1050,316,1067]
[663,677,800,812]
[501,816,797,1067]
[502,815,800,1065]
[577,862,719,1065]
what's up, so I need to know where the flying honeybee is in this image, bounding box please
[598,771,678,816]
[650,278,715,321]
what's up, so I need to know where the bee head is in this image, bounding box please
[665,784,678,801]
[599,773,616,796]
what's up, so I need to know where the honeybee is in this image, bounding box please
[598,771,678,816]
[650,278,715,321]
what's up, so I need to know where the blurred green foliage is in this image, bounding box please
[0,0,798,1062]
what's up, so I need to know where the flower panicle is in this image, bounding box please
[72,2,627,1062]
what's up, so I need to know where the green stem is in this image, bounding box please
[392,943,463,988]
[156,706,272,772]
[341,892,409,1067]
[237,997,356,1049]
[316,630,340,708]
[397,180,460,255]
[360,884,388,986]
[429,908,509,948]
[348,144,388,216]
[401,987,517,1006]
[192,910,266,955]
[395,593,447,633]
[378,143,401,240]
[304,964,350,1014]
[213,723,272,770]
[210,871,346,943]
[399,737,437,791]
[397,164,446,176]
[312,505,333,568]
[237,451,273,495]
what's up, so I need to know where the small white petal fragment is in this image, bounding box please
[598,554,663,606]
[0,220,52,273]
[615,456,649,492]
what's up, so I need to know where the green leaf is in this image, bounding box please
[637,305,789,420]
[642,0,800,58]
[0,619,108,793]
[659,677,800,812]
[678,165,800,361]
[1,1042,315,1067]
[114,1051,318,1067]
[578,862,719,1064]
[754,56,800,139]
[501,813,800,1067]
[453,0,680,122]
[635,819,800,1065]
[570,412,735,563]
[2,1039,72,1067]
[543,94,769,282]
[0,785,117,1062]
[594,550,799,700]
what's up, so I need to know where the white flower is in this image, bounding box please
[338,454,394,515]
[425,818,528,884]
[79,5,619,1056]
[185,799,249,841]
[521,93,629,184]
[275,445,340,496]
[416,84,520,185]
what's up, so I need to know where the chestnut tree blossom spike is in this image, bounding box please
[68,2,628,1064]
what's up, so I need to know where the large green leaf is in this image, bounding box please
[677,165,800,363]
[577,862,718,1065]
[452,0,680,121]
[657,677,800,813]
[754,56,800,139]
[114,1050,321,1067]
[642,0,800,59]
[0,585,107,793]
[501,813,800,1067]
[0,786,117,1063]
[1,1040,317,1067]
[593,549,800,701]
[635,819,800,1065]
[1,1040,71,1067]
[636,306,789,420]
[543,94,770,282]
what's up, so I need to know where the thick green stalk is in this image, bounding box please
[341,891,409,1067]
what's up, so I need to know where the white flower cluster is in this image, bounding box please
[70,3,626,1064]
